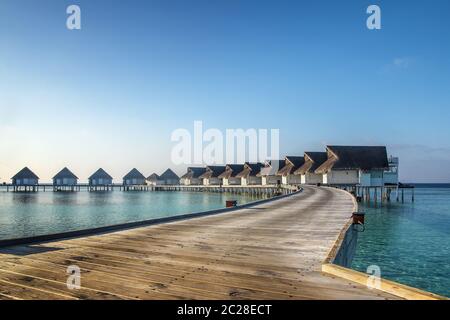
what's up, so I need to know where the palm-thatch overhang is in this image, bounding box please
[257,160,284,185]
[199,166,226,179]
[277,156,305,176]
[315,146,389,174]
[257,160,285,177]
[180,167,207,180]
[199,165,226,185]
[294,152,328,175]
[277,156,305,185]
[218,164,245,185]
[180,167,207,185]
[236,162,264,185]
[218,164,245,179]
[314,146,390,186]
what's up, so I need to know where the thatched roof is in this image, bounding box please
[146,173,160,182]
[89,168,113,180]
[315,146,389,174]
[199,166,226,179]
[123,168,146,180]
[180,167,207,179]
[11,167,39,180]
[286,156,305,168]
[236,163,264,178]
[258,160,285,177]
[277,156,305,176]
[294,152,328,175]
[53,167,78,180]
[160,169,179,180]
[218,164,245,179]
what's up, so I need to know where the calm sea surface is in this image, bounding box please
[0,191,263,240]
[351,185,450,297]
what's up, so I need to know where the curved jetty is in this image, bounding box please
[0,186,398,300]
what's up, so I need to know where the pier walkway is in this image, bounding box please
[0,186,398,300]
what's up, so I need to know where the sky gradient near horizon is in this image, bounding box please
[1,0,450,182]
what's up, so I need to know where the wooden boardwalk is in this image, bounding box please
[0,186,399,300]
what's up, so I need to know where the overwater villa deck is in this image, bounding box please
[0,186,427,300]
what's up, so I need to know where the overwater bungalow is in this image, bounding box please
[258,160,284,186]
[180,167,207,185]
[123,168,147,190]
[146,173,161,186]
[199,166,226,186]
[277,156,305,185]
[11,167,39,192]
[237,162,264,186]
[88,168,113,191]
[314,146,390,186]
[159,169,180,185]
[218,164,245,186]
[53,167,79,191]
[294,152,328,185]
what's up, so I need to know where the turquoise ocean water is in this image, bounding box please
[0,191,262,240]
[351,184,450,297]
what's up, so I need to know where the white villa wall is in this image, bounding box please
[283,175,302,185]
[223,177,241,186]
[324,169,392,186]
[262,176,282,185]
[324,170,359,185]
[242,176,262,186]
[248,176,262,185]
[181,178,202,185]
[302,173,322,185]
[261,176,267,185]
[204,177,221,186]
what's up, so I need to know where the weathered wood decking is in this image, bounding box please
[0,186,399,300]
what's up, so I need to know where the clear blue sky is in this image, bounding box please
[1,0,450,182]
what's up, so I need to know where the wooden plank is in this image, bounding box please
[322,264,446,300]
[0,186,400,300]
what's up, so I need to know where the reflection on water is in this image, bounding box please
[0,191,262,241]
[351,187,450,298]
[12,193,38,205]
[52,193,80,206]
